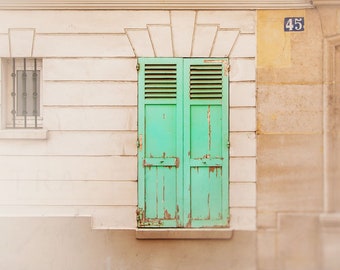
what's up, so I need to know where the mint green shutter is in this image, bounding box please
[138,58,229,228]
[183,59,229,227]
[137,58,183,227]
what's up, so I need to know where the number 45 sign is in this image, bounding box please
[284,17,304,32]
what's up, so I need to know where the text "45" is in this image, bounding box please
[284,17,304,32]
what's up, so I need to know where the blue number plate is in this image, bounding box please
[284,17,304,32]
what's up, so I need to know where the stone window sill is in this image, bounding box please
[0,129,48,140]
[136,228,233,240]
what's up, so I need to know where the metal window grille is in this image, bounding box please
[10,58,40,129]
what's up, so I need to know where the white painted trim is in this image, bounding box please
[0,0,313,10]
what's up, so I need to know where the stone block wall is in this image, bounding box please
[256,8,340,270]
[0,10,257,231]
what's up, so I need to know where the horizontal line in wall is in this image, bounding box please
[39,54,136,57]
[230,206,256,210]
[44,129,137,132]
[0,179,137,183]
[229,156,256,158]
[276,212,323,228]
[257,132,322,135]
[0,204,137,207]
[313,1,340,6]
[229,131,256,133]
[230,81,256,84]
[229,106,256,109]
[43,80,137,83]
[44,105,137,108]
[0,153,256,158]
[230,57,256,60]
[195,23,219,27]
[0,130,138,137]
[229,80,256,83]
[217,27,245,32]
[0,205,135,207]
[0,2,313,10]
[41,56,254,61]
[0,205,136,208]
[144,24,172,28]
[0,154,137,157]
[230,182,256,185]
[36,33,129,36]
[0,32,132,35]
[45,130,137,133]
[45,131,137,135]
[44,80,137,83]
[233,33,256,36]
[229,179,256,184]
[277,211,322,216]
[258,82,322,86]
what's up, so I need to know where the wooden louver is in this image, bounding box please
[189,64,223,99]
[144,64,177,99]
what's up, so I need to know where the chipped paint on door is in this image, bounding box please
[138,58,229,228]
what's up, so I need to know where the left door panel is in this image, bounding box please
[137,58,183,227]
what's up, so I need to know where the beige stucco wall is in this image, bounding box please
[317,6,340,270]
[257,9,324,229]
[0,217,256,270]
[257,7,340,270]
[2,5,340,270]
[0,9,259,270]
[0,10,256,231]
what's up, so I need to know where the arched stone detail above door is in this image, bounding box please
[126,11,255,59]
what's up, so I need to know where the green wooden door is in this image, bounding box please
[183,59,229,227]
[138,58,229,228]
[137,58,184,227]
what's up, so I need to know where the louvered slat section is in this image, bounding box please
[190,64,223,99]
[145,64,177,99]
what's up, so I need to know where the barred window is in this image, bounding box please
[4,58,42,129]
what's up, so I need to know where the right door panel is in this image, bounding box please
[183,59,229,227]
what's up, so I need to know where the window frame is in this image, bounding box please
[1,58,43,129]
